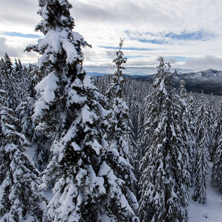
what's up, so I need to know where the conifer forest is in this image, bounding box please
[1,0,222,222]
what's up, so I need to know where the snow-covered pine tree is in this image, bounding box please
[14,61,54,172]
[204,96,215,160]
[211,103,222,161]
[211,138,222,192]
[139,57,189,222]
[16,97,35,142]
[27,1,138,221]
[178,79,194,187]
[105,39,139,219]
[0,90,47,221]
[14,59,23,84]
[211,103,222,192]
[187,92,197,148]
[16,96,52,172]
[3,53,13,74]
[192,103,209,204]
[0,54,18,109]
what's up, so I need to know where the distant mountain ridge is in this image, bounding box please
[173,69,222,95]
[89,69,222,95]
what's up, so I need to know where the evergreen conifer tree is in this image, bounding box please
[27,1,138,221]
[139,58,189,222]
[105,40,139,219]
[3,53,13,74]
[0,90,47,221]
[0,54,18,109]
[211,103,222,161]
[211,104,222,192]
[192,104,209,203]
[211,138,222,192]
[177,79,194,187]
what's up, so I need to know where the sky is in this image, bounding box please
[1,0,222,75]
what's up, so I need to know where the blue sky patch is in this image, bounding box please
[2,32,41,38]
[126,55,149,58]
[125,30,215,45]
[164,31,215,41]
[175,56,191,62]
[138,39,167,44]
[125,30,167,45]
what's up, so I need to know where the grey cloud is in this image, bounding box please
[0,0,39,28]
[0,37,20,57]
[165,57,177,64]
[127,59,157,67]
[106,50,116,59]
[83,48,96,62]
[183,56,222,71]
[72,1,173,26]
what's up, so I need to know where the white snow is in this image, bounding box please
[83,75,95,89]
[90,139,102,155]
[98,162,111,177]
[43,189,54,202]
[24,146,35,161]
[34,71,58,118]
[35,71,58,104]
[81,104,96,124]
[72,31,83,42]
[62,40,78,64]
[66,88,87,106]
[189,163,222,222]
[71,142,81,151]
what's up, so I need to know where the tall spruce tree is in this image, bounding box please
[203,97,215,161]
[211,138,222,192]
[139,58,189,222]
[106,40,139,219]
[27,1,138,221]
[211,103,222,161]
[0,54,18,109]
[0,90,47,221]
[211,104,222,192]
[178,79,194,187]
[192,103,209,204]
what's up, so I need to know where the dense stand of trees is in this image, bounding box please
[1,0,222,222]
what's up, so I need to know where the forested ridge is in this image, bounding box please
[0,0,222,222]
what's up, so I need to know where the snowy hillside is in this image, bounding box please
[172,69,222,95]
[94,69,222,95]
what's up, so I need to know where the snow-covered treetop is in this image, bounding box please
[179,79,187,99]
[113,39,127,72]
[26,0,90,70]
[26,0,94,125]
[153,57,173,90]
[37,0,74,33]
[107,39,127,99]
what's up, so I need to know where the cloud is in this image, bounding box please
[0,37,20,57]
[100,46,155,51]
[0,0,39,33]
[125,30,216,46]
[72,0,222,35]
[106,50,116,60]
[1,0,222,73]
[72,0,171,27]
[165,31,215,41]
[182,55,222,71]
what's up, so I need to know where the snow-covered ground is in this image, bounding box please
[189,163,222,222]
